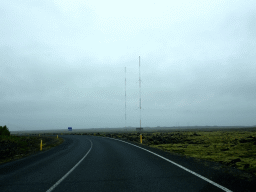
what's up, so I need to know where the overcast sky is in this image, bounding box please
[1,0,256,131]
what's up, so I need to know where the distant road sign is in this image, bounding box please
[68,127,72,131]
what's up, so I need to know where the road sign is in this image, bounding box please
[68,127,72,131]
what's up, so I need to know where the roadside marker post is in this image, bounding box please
[57,135,58,139]
[140,134,142,143]
[40,140,42,151]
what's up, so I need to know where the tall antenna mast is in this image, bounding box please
[139,56,141,129]
[125,67,126,129]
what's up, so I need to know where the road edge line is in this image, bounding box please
[104,136,233,192]
[45,138,93,192]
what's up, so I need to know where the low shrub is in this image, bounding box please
[0,125,10,136]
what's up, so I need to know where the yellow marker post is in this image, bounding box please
[40,140,42,151]
[57,135,58,139]
[140,134,142,143]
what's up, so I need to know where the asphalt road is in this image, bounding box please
[0,135,255,192]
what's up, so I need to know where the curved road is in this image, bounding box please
[0,135,255,192]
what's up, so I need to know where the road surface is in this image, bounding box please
[0,135,255,192]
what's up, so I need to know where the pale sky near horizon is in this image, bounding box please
[1,0,256,131]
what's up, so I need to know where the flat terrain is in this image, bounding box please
[0,134,256,191]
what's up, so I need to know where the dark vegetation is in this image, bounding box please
[0,125,10,136]
[0,125,64,165]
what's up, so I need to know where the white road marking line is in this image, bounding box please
[45,139,93,192]
[106,137,233,192]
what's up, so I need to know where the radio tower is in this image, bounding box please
[139,56,142,129]
[125,67,127,130]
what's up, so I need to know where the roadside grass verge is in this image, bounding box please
[0,135,64,165]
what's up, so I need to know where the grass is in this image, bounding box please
[0,134,64,165]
